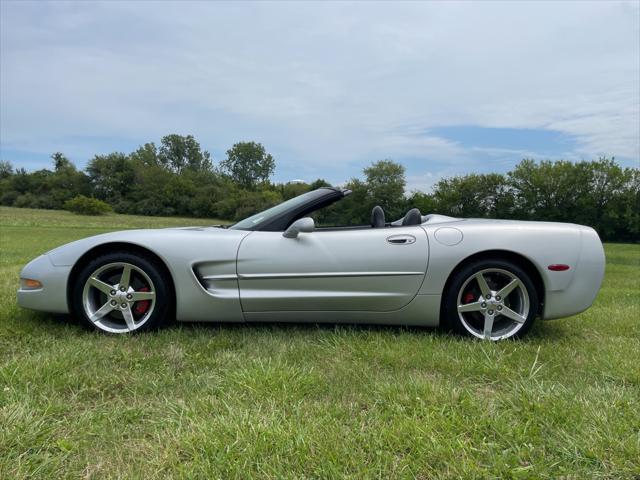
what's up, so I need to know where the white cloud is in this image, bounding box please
[1,0,638,181]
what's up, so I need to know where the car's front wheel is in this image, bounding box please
[443,259,539,340]
[71,252,173,333]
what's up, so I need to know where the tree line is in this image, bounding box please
[0,134,637,241]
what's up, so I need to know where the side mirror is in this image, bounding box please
[283,217,315,238]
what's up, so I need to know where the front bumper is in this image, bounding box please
[17,254,72,314]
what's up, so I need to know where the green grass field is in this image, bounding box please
[1,206,638,479]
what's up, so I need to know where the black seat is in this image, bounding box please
[371,205,385,228]
[402,208,422,226]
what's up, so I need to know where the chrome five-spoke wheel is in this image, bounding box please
[73,252,172,333]
[81,261,157,333]
[457,268,529,340]
[444,260,538,340]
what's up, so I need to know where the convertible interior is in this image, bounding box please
[312,188,425,231]
[230,187,426,232]
[369,205,423,228]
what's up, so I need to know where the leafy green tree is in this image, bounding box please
[9,168,31,194]
[87,153,136,204]
[315,161,407,226]
[49,154,90,207]
[432,173,513,218]
[508,159,592,221]
[315,178,370,226]
[52,152,73,172]
[130,143,159,168]
[594,162,639,241]
[1,154,88,209]
[0,161,14,179]
[364,160,407,220]
[158,135,213,174]
[220,142,275,189]
[309,178,332,190]
[500,157,637,240]
[407,191,437,214]
[0,161,15,204]
[126,163,175,215]
[212,188,282,221]
[586,158,630,233]
[620,169,640,241]
[280,181,311,200]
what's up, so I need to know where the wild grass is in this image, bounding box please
[0,207,638,479]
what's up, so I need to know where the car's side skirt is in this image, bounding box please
[240,294,441,327]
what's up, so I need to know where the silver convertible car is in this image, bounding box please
[18,187,605,340]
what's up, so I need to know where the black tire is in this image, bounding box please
[71,251,174,333]
[442,258,538,340]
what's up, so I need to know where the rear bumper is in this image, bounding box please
[543,227,605,320]
[17,255,71,314]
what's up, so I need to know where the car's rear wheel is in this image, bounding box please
[71,252,173,333]
[443,259,538,340]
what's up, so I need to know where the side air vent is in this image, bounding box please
[192,261,239,298]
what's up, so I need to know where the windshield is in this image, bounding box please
[229,189,333,230]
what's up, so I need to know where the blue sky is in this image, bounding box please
[1,1,638,191]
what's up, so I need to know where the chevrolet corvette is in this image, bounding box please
[17,187,605,340]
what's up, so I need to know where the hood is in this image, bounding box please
[45,226,249,267]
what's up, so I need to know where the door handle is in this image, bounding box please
[386,234,416,245]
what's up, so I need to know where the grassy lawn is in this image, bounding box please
[0,206,638,479]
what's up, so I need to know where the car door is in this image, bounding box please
[236,226,428,312]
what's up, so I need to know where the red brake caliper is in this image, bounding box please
[134,286,150,315]
[463,292,475,304]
